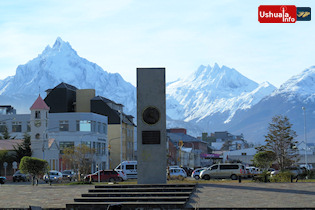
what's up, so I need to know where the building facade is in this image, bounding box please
[0,95,109,172]
[167,129,208,168]
[44,82,135,170]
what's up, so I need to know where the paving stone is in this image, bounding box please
[1,182,315,209]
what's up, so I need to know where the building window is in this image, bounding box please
[59,120,69,131]
[102,143,106,155]
[27,121,31,132]
[97,142,101,154]
[76,120,91,132]
[82,141,91,149]
[35,133,40,139]
[12,121,22,132]
[0,122,7,132]
[35,111,41,119]
[59,141,74,154]
[91,121,96,132]
[98,122,101,133]
[241,153,247,156]
[102,123,107,134]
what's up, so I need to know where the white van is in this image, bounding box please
[200,163,246,180]
[114,161,137,179]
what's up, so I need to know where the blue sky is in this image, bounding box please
[0,0,314,87]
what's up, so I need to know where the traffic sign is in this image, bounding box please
[12,161,18,169]
[3,162,8,168]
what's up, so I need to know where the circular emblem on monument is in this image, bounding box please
[142,106,160,125]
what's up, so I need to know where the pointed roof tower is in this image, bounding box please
[30,95,50,110]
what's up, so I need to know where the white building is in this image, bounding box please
[0,95,109,172]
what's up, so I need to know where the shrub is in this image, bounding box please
[167,175,185,181]
[253,170,270,182]
[308,169,315,179]
[67,181,92,185]
[300,169,315,179]
[270,171,293,182]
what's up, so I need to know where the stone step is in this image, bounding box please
[82,191,191,197]
[74,196,189,203]
[89,187,194,193]
[66,201,186,209]
[94,184,195,188]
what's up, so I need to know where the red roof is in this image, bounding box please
[0,139,23,151]
[30,95,50,110]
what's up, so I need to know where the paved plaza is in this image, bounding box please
[0,182,315,209]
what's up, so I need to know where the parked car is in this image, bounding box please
[114,161,137,179]
[13,170,30,182]
[116,170,127,181]
[43,170,63,183]
[191,168,206,180]
[245,168,252,178]
[247,167,261,176]
[0,176,6,184]
[62,170,76,181]
[84,170,121,182]
[169,165,181,169]
[168,168,187,178]
[182,167,194,176]
[200,163,246,180]
[271,167,303,178]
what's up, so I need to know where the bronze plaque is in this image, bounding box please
[142,106,160,125]
[142,130,160,144]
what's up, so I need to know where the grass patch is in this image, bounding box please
[66,181,93,185]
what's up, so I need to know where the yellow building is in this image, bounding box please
[108,117,135,169]
[75,89,135,169]
[90,96,135,169]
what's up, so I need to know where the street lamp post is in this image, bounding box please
[302,107,308,168]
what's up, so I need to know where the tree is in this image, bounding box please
[263,115,299,170]
[252,151,276,170]
[19,156,48,185]
[13,133,32,162]
[0,126,13,139]
[62,144,95,180]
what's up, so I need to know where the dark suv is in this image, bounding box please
[13,170,30,182]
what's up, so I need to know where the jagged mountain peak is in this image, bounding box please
[0,37,136,115]
[40,37,77,58]
[166,63,275,123]
[176,63,258,93]
[272,66,315,99]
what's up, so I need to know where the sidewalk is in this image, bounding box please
[187,182,315,209]
[0,182,315,209]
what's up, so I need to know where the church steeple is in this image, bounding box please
[30,95,50,111]
[30,95,50,160]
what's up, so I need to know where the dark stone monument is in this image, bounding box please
[137,68,167,184]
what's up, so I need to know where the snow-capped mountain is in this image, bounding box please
[166,64,276,124]
[1,37,314,144]
[0,37,136,115]
[224,66,315,143]
[271,66,315,102]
